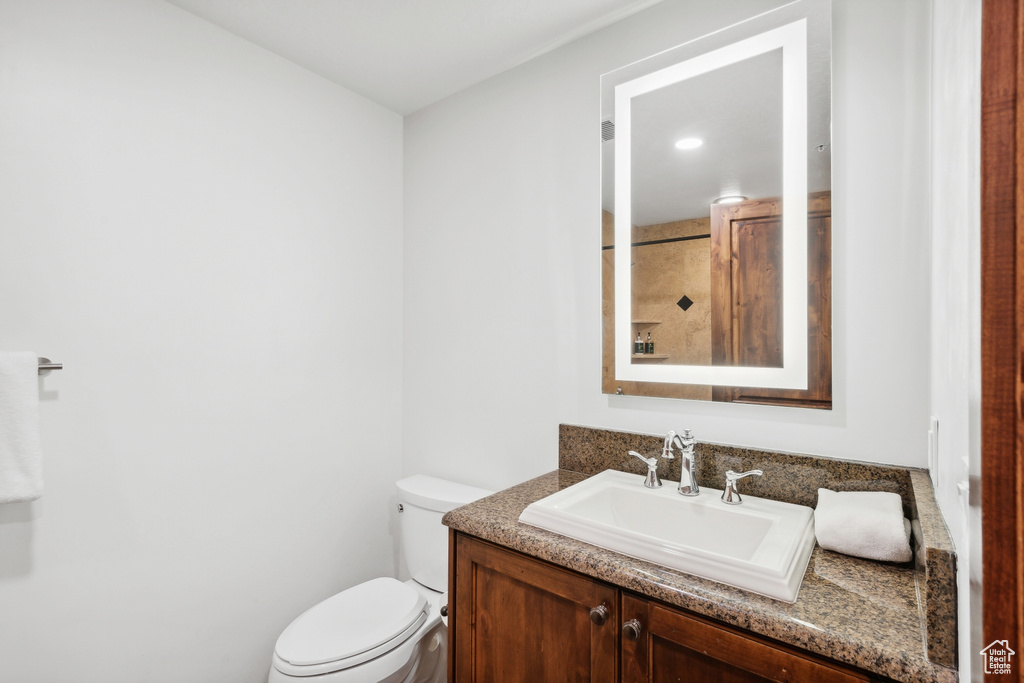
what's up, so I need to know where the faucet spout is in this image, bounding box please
[675,429,699,496]
[628,450,662,488]
[661,431,677,461]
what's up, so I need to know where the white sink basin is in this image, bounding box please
[518,469,815,602]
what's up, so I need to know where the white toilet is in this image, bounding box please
[268,475,492,683]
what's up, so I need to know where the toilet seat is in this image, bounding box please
[273,577,428,676]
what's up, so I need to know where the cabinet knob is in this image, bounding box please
[622,619,642,641]
[589,604,609,626]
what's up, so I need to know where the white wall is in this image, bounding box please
[403,0,933,492]
[0,2,404,682]
[930,0,982,679]
[0,0,970,679]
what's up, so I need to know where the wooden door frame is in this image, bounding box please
[981,1,1023,679]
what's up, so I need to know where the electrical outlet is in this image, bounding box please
[928,416,939,488]
[957,480,970,543]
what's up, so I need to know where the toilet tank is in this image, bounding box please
[396,475,492,592]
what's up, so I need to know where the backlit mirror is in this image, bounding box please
[601,0,832,408]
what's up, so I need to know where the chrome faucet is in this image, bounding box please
[721,470,763,505]
[661,429,699,496]
[676,429,699,496]
[628,451,662,488]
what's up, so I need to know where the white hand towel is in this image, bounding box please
[814,488,911,563]
[0,352,44,503]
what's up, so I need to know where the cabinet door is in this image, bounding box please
[620,594,873,683]
[451,534,618,683]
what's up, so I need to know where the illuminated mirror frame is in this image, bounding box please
[614,19,809,389]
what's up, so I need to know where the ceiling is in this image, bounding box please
[600,0,832,226]
[163,0,666,115]
[624,49,785,226]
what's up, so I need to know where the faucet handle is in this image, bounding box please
[628,451,663,488]
[721,469,763,505]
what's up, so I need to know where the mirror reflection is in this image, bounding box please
[601,0,832,408]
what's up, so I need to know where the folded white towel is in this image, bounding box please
[0,352,44,503]
[814,488,912,563]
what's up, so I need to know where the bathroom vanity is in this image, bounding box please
[442,426,958,683]
[450,533,880,682]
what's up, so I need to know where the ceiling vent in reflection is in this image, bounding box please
[602,120,615,142]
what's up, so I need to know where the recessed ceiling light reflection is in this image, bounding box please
[674,137,703,151]
[713,195,748,205]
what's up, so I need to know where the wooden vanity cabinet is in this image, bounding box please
[620,594,874,683]
[450,532,618,682]
[450,534,887,683]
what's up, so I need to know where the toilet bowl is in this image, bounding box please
[269,577,445,683]
[268,475,491,683]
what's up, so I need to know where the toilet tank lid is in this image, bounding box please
[396,475,492,512]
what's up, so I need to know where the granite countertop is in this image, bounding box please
[444,468,958,683]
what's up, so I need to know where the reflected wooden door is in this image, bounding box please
[710,193,831,409]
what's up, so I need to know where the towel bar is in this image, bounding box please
[37,357,62,376]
